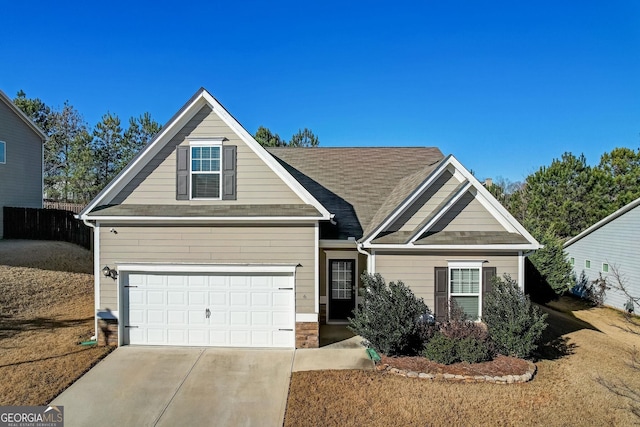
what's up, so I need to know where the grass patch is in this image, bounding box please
[0,240,111,405]
[285,297,640,426]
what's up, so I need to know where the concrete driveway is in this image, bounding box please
[52,347,294,427]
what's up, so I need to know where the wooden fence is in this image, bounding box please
[43,201,87,214]
[3,207,92,250]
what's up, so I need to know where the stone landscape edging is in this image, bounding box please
[376,360,537,384]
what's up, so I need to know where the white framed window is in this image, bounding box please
[0,141,5,164]
[448,261,483,320]
[602,263,609,273]
[570,257,575,266]
[585,260,591,269]
[190,140,222,199]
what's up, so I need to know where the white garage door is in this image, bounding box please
[122,272,295,348]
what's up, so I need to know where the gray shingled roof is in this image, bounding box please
[370,230,529,245]
[415,231,530,245]
[87,204,322,217]
[267,147,444,239]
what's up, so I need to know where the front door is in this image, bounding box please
[328,259,356,322]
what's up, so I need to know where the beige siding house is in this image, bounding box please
[0,90,46,238]
[79,88,540,348]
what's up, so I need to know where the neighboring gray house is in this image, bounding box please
[0,90,46,239]
[78,88,540,348]
[564,198,640,312]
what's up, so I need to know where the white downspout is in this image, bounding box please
[81,217,100,340]
[356,242,371,274]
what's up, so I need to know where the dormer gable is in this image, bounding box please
[363,156,540,249]
[79,89,330,220]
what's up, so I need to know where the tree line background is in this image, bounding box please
[13,90,639,297]
[487,148,640,297]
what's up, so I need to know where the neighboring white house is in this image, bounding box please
[564,197,640,312]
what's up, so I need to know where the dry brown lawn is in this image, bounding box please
[286,297,640,426]
[0,240,111,405]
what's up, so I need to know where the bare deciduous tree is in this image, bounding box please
[593,263,640,418]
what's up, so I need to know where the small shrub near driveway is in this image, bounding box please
[348,273,430,356]
[483,274,548,359]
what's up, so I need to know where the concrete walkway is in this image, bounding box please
[52,347,294,427]
[292,335,374,372]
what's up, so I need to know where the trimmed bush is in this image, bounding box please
[456,336,492,363]
[423,333,458,364]
[348,273,430,356]
[423,302,494,364]
[483,274,548,358]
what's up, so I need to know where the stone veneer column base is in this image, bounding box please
[295,321,319,348]
[98,319,118,346]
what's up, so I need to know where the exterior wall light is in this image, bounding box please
[102,266,118,279]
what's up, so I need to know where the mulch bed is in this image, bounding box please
[379,354,531,377]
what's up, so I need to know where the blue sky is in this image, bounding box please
[2,1,638,182]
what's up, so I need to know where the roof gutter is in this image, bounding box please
[356,242,372,274]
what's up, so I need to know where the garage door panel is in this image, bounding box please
[273,276,291,289]
[210,276,227,287]
[230,276,250,287]
[210,312,226,325]
[129,274,145,286]
[125,272,294,347]
[128,328,144,343]
[167,291,186,305]
[129,309,144,324]
[146,275,165,287]
[273,331,292,347]
[189,291,206,305]
[188,276,207,287]
[272,311,292,327]
[251,331,269,346]
[272,293,290,307]
[210,330,227,346]
[167,276,187,286]
[167,329,186,345]
[129,290,144,305]
[251,311,269,326]
[230,292,248,306]
[147,291,164,305]
[209,291,226,305]
[230,312,249,325]
[147,329,165,343]
[230,330,250,346]
[147,310,164,325]
[167,310,186,325]
[188,329,207,344]
[250,276,270,288]
[188,310,207,325]
[251,293,269,306]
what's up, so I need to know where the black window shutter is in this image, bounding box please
[434,267,448,321]
[222,145,237,200]
[176,146,189,200]
[482,267,497,295]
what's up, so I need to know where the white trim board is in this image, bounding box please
[116,263,299,274]
[85,215,325,222]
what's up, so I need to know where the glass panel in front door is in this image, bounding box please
[331,260,353,299]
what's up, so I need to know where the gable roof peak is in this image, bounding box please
[0,89,47,141]
[79,87,331,219]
